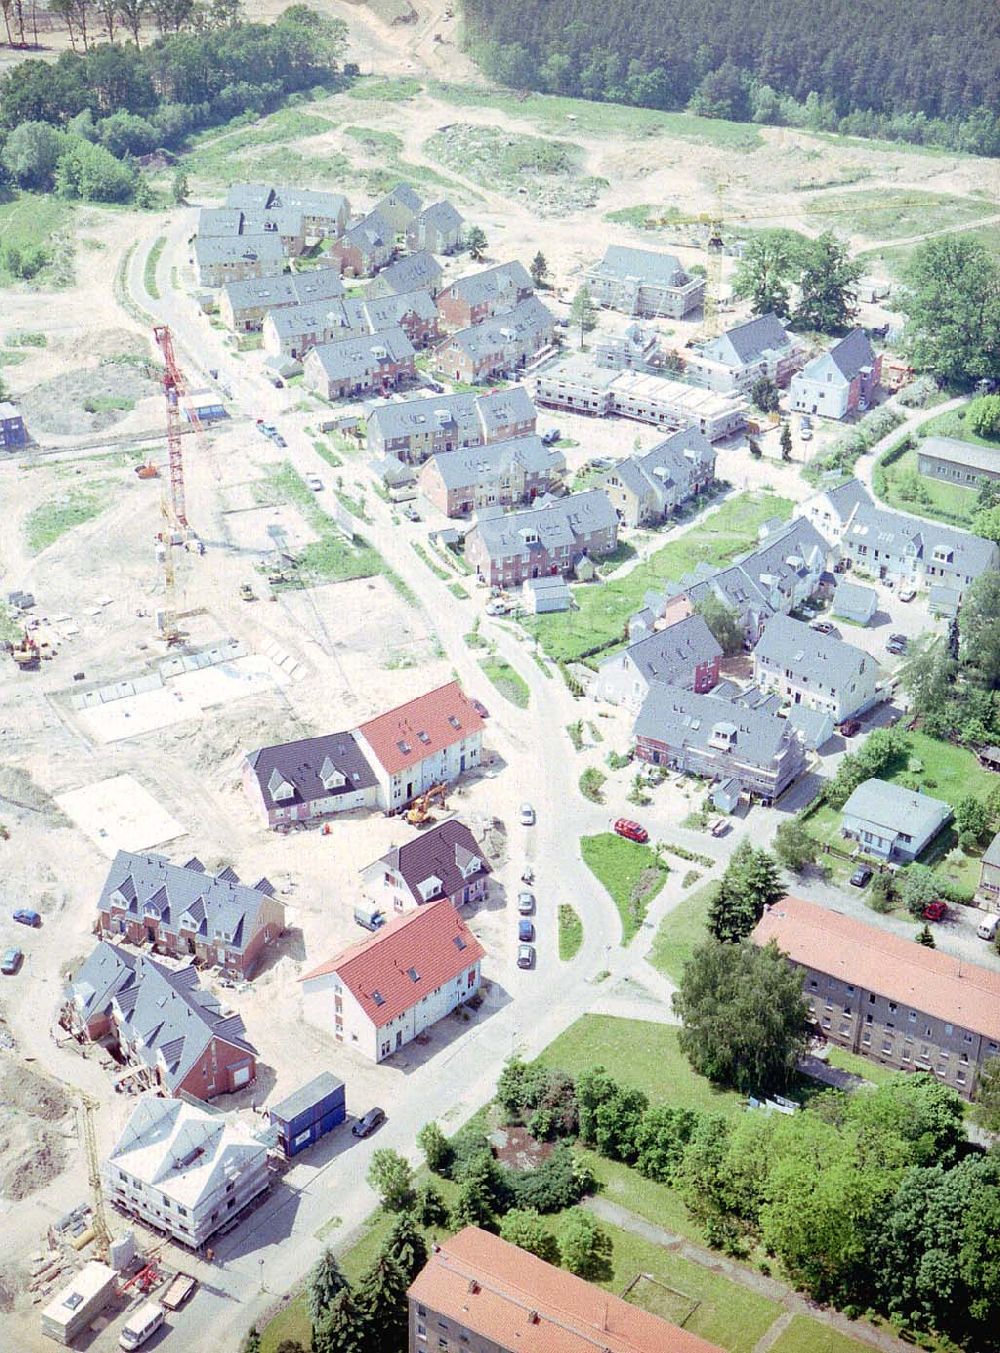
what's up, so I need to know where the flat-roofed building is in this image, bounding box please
[917,434,1000,487]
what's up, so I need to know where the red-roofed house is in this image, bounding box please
[408,1226,724,1353]
[355,680,485,813]
[300,898,485,1061]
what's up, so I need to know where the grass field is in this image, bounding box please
[805,188,996,241]
[0,191,73,287]
[580,833,669,943]
[860,220,1000,279]
[769,1315,874,1353]
[538,1016,743,1117]
[143,235,165,300]
[478,656,530,708]
[825,1045,902,1088]
[521,493,792,663]
[263,463,386,586]
[24,484,112,553]
[917,404,1000,451]
[558,903,584,960]
[876,446,980,526]
[648,883,717,983]
[181,105,339,183]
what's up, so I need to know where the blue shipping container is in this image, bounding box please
[269,1073,346,1158]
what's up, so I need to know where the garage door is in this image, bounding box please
[233,1066,251,1088]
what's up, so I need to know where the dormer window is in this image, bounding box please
[397,740,412,755]
[319,755,345,792]
[268,768,295,803]
[417,731,431,745]
[372,990,386,1007]
[447,715,461,730]
[417,875,443,902]
[462,856,481,878]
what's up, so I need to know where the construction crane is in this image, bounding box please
[78,1089,112,1263]
[151,325,203,644]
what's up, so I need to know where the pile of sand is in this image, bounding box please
[0,1063,72,1201]
[1,1065,72,1122]
[0,766,68,825]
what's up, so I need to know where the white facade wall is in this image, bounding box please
[105,1153,268,1247]
[754,657,880,722]
[790,355,850,419]
[355,732,483,812]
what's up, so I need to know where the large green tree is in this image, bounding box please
[382,1212,428,1284]
[959,570,1000,687]
[899,634,956,715]
[498,1208,560,1263]
[366,1149,415,1213]
[355,1252,409,1353]
[308,1249,348,1332]
[558,1211,613,1279]
[570,284,597,347]
[900,236,1000,387]
[793,232,863,333]
[773,818,817,873]
[673,938,809,1092]
[693,593,743,655]
[732,234,792,318]
[707,839,784,942]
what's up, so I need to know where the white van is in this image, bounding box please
[977,914,999,942]
[119,1301,165,1350]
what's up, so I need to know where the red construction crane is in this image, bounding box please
[152,324,189,528]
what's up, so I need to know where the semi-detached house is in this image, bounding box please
[243,730,380,828]
[303,326,416,401]
[595,613,722,710]
[219,268,345,333]
[193,232,285,288]
[685,312,803,394]
[366,251,443,299]
[435,296,555,384]
[417,434,563,517]
[263,290,439,360]
[753,612,880,722]
[360,818,491,915]
[464,489,619,588]
[600,426,716,527]
[366,386,537,463]
[789,329,881,420]
[435,260,534,329]
[300,898,485,1061]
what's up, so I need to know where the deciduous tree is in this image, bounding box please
[900,236,1000,388]
[707,839,783,942]
[959,571,1000,688]
[465,224,487,260]
[570,284,596,347]
[499,1208,559,1263]
[793,232,862,333]
[558,1211,613,1279]
[366,1149,415,1213]
[732,234,792,318]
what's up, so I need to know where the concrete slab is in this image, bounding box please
[55,775,185,858]
[224,504,319,555]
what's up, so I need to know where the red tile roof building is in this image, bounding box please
[753,895,1000,1097]
[301,899,484,1061]
[355,680,485,812]
[408,1227,724,1353]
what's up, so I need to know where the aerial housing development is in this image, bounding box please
[1,6,1000,1352]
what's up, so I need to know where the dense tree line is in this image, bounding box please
[0,6,347,203]
[462,0,1000,155]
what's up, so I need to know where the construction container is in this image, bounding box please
[109,1231,137,1272]
[41,1261,117,1345]
[268,1073,346,1159]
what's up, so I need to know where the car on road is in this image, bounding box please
[518,890,535,916]
[541,428,561,446]
[274,434,287,448]
[922,901,948,922]
[470,698,490,720]
[898,588,916,603]
[888,633,907,647]
[886,639,907,656]
[306,475,323,492]
[1,947,23,975]
[809,619,835,634]
[518,920,535,942]
[12,909,40,927]
[849,866,873,888]
[710,819,731,838]
[517,944,535,969]
[425,380,444,394]
[800,426,813,441]
[403,505,421,522]
[519,803,536,826]
[839,718,862,737]
[613,818,648,844]
[352,1107,386,1138]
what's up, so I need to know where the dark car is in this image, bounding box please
[517,944,535,970]
[923,901,948,922]
[470,698,490,720]
[352,1107,386,1138]
[12,909,40,927]
[613,818,649,844]
[518,919,535,943]
[1,948,23,976]
[849,866,873,888]
[840,718,862,737]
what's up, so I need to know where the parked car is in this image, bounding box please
[517,944,535,970]
[849,866,873,888]
[886,640,907,656]
[517,891,535,916]
[541,428,561,446]
[119,1301,165,1350]
[1,947,23,975]
[889,633,907,647]
[306,474,323,492]
[352,1107,386,1138]
[898,588,916,603]
[273,434,287,448]
[613,818,648,844]
[485,600,507,617]
[810,619,835,634]
[800,426,813,441]
[403,505,421,522]
[922,901,948,922]
[12,909,40,927]
[269,375,284,389]
[519,803,536,826]
[839,718,862,737]
[977,914,1000,941]
[470,698,490,719]
[710,819,731,838]
[425,380,444,394]
[518,920,535,943]
[800,415,813,429]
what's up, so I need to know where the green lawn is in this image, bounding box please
[24,484,112,553]
[770,1315,875,1353]
[825,1046,902,1088]
[581,1149,702,1241]
[522,492,792,663]
[917,405,1000,452]
[143,235,165,300]
[478,656,530,708]
[558,903,584,960]
[0,192,72,286]
[538,1016,743,1118]
[260,464,385,586]
[581,833,669,944]
[648,883,718,984]
[805,189,996,243]
[876,445,979,527]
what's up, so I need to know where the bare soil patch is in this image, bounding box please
[20,360,158,437]
[0,1062,72,1202]
[491,1124,554,1171]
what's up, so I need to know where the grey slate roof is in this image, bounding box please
[918,435,1000,476]
[197,208,245,237]
[224,183,274,211]
[755,613,874,692]
[470,489,617,562]
[367,386,536,444]
[194,233,285,266]
[439,261,533,308]
[620,614,722,685]
[70,942,256,1092]
[424,434,559,490]
[841,779,952,840]
[829,329,876,380]
[222,269,344,314]
[983,830,1000,869]
[308,326,415,380]
[272,186,348,218]
[246,730,378,813]
[634,684,796,767]
[784,704,835,748]
[821,478,871,522]
[831,580,877,615]
[366,252,443,296]
[378,183,423,216]
[343,209,393,250]
[844,497,998,580]
[734,517,827,597]
[444,296,553,359]
[344,290,438,333]
[591,245,687,287]
[269,1072,345,1126]
[99,851,274,957]
[704,312,792,368]
[416,200,463,234]
[606,426,715,504]
[267,299,352,339]
[374,819,491,905]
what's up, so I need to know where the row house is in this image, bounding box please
[329,210,397,276]
[464,489,619,588]
[753,612,881,722]
[600,426,716,527]
[263,290,439,360]
[366,386,537,463]
[789,329,881,420]
[105,1097,268,1247]
[435,296,555,384]
[95,851,285,978]
[376,183,424,236]
[198,205,304,259]
[303,326,416,401]
[595,612,722,710]
[417,434,563,517]
[360,818,491,915]
[584,244,705,318]
[193,232,285,288]
[407,199,464,254]
[301,898,484,1061]
[67,943,257,1100]
[218,268,344,333]
[225,183,350,239]
[366,250,443,299]
[243,730,380,829]
[684,312,804,394]
[753,895,1000,1098]
[435,260,534,329]
[633,683,808,808]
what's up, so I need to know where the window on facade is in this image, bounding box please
[888,1002,897,1013]
[882,1042,893,1054]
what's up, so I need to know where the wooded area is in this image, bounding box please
[463,0,1000,155]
